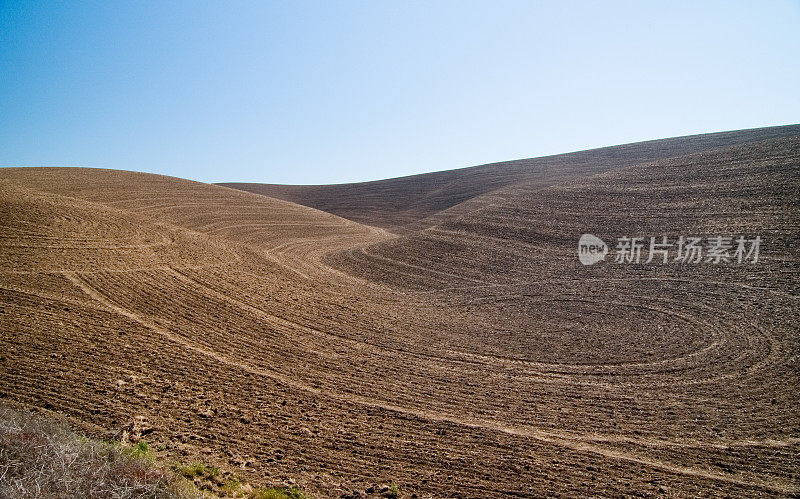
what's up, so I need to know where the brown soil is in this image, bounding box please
[1,126,799,497]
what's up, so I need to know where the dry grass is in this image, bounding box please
[0,403,198,499]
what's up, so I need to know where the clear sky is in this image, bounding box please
[1,1,798,185]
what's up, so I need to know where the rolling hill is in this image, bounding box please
[2,125,799,497]
[221,124,800,231]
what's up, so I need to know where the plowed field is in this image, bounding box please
[2,126,799,497]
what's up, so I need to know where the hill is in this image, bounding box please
[2,126,799,497]
[221,124,800,231]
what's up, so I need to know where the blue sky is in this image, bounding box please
[1,1,798,184]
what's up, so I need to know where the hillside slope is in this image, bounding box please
[331,134,800,291]
[221,124,800,231]
[2,129,799,497]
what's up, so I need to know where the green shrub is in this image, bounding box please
[253,486,310,499]
[174,462,221,479]
[123,440,156,462]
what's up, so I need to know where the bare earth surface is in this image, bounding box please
[1,125,799,497]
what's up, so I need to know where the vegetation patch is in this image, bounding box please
[253,486,310,499]
[0,403,197,498]
[174,461,311,498]
[0,404,312,499]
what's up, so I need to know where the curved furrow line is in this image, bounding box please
[60,271,799,494]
